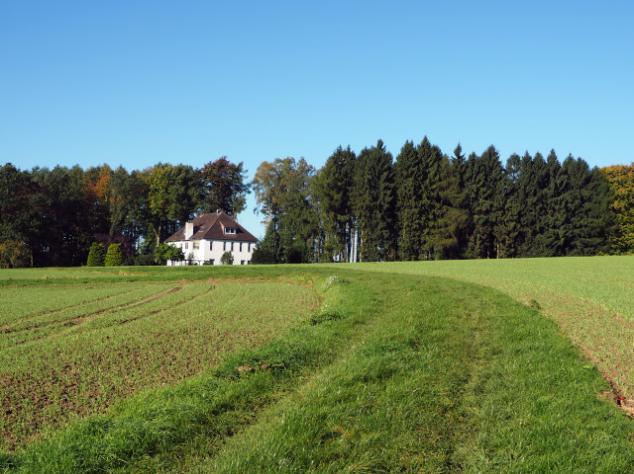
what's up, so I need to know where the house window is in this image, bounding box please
[223,241,226,251]
[230,242,234,251]
[193,241,199,250]
[248,242,251,252]
[240,260,245,265]
[209,241,213,251]
[184,242,188,250]
[224,227,236,235]
[239,242,243,252]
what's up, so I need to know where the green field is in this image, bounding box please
[329,256,634,399]
[0,259,632,473]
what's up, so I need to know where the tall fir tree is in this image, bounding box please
[535,150,565,255]
[312,146,357,261]
[418,140,446,259]
[464,146,506,258]
[432,153,469,259]
[497,153,523,258]
[395,140,423,260]
[353,140,397,261]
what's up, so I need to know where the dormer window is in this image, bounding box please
[224,227,237,235]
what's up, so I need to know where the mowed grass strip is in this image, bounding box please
[181,275,633,473]
[329,256,634,399]
[0,279,319,451]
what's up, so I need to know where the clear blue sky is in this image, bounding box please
[1,1,633,236]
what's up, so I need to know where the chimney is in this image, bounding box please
[184,222,194,240]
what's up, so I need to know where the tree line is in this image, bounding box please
[0,157,248,266]
[252,138,633,263]
[1,136,632,267]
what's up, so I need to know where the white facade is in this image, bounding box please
[167,239,256,266]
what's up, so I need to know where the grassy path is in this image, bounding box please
[185,273,633,473]
[1,267,632,472]
[327,257,634,399]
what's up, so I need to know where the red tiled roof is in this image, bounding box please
[165,211,258,243]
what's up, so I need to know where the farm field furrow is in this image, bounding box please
[0,278,319,450]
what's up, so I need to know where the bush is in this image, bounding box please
[221,251,234,265]
[251,247,276,264]
[0,240,32,268]
[104,243,124,267]
[86,242,105,266]
[154,243,184,265]
[133,253,156,266]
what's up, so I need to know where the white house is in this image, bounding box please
[165,210,257,265]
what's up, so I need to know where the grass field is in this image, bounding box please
[329,256,634,399]
[0,259,632,473]
[0,275,319,450]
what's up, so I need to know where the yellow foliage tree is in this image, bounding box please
[601,164,634,253]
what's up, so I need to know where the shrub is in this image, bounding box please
[153,244,184,265]
[0,240,32,268]
[104,243,124,267]
[133,253,156,266]
[86,242,105,266]
[251,247,276,264]
[221,251,234,265]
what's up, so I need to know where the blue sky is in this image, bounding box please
[1,1,633,236]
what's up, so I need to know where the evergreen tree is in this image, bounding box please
[104,243,124,266]
[520,152,548,256]
[251,222,279,264]
[312,147,357,261]
[561,157,614,255]
[86,242,105,266]
[418,140,446,259]
[395,140,423,260]
[535,150,565,255]
[464,146,505,258]
[353,140,397,261]
[432,153,469,259]
[497,153,523,257]
[449,144,470,257]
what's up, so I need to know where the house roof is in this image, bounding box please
[165,211,258,243]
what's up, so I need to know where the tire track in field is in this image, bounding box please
[0,289,131,332]
[0,285,187,351]
[23,289,130,319]
[74,284,214,330]
[1,285,181,335]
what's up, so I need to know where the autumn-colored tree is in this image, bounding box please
[602,164,634,253]
[0,240,32,268]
